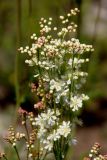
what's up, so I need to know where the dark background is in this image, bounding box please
[0,0,107,159]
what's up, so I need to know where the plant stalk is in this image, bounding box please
[14,146,21,160]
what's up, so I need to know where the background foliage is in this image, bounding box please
[0,0,107,159]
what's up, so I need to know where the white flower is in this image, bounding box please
[55,109,60,116]
[37,127,46,139]
[57,121,71,138]
[59,16,64,19]
[35,109,59,129]
[42,109,57,126]
[81,94,89,101]
[50,79,62,92]
[43,140,53,151]
[67,79,71,85]
[25,59,33,66]
[47,130,60,141]
[53,27,57,31]
[35,115,45,128]
[60,89,69,96]
[28,153,33,158]
[70,96,82,111]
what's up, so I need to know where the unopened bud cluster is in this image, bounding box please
[26,129,37,158]
[5,126,25,147]
[87,143,107,160]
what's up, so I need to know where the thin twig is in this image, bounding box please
[14,146,21,160]
[24,123,29,141]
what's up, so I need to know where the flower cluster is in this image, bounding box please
[5,126,25,147]
[26,129,38,158]
[2,8,94,160]
[84,143,107,160]
[18,8,94,160]
[33,109,71,152]
[19,8,93,114]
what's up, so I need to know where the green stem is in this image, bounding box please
[54,140,63,160]
[71,51,75,93]
[27,149,29,160]
[69,51,74,104]
[37,140,40,160]
[54,96,56,114]
[59,138,63,160]
[42,151,47,160]
[14,146,21,160]
[68,51,75,121]
[24,122,29,141]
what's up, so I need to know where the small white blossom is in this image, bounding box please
[59,16,64,20]
[47,130,60,141]
[35,109,59,128]
[57,121,71,138]
[53,27,57,31]
[44,140,53,151]
[81,94,89,101]
[38,127,46,139]
[50,79,62,92]
[70,96,82,111]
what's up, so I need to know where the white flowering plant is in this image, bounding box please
[0,8,96,160]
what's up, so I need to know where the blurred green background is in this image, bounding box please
[0,0,107,159]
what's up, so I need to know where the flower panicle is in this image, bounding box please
[84,143,107,160]
[3,8,97,160]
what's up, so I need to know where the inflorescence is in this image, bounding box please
[1,8,105,160]
[84,143,107,160]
